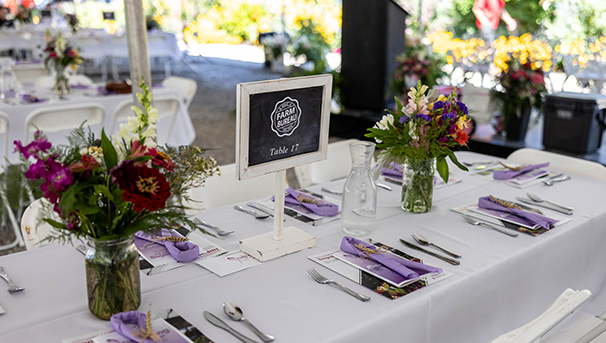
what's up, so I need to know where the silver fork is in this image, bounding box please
[307,268,370,301]
[193,217,234,237]
[0,267,24,294]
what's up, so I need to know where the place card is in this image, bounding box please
[309,250,452,300]
[196,250,261,277]
[92,318,190,343]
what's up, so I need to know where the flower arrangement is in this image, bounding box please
[43,30,83,94]
[64,13,79,33]
[391,39,447,97]
[491,57,547,131]
[15,80,218,319]
[15,80,218,242]
[366,82,470,212]
[14,5,32,24]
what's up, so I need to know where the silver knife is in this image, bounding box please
[204,311,260,343]
[516,197,573,215]
[399,239,460,265]
[511,201,543,215]
[248,202,320,225]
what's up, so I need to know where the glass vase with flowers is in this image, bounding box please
[14,80,219,320]
[366,82,470,213]
[43,31,82,95]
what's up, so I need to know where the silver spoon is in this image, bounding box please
[194,217,234,236]
[223,301,275,342]
[234,205,270,219]
[526,193,574,212]
[543,175,571,186]
[461,214,518,237]
[411,232,461,258]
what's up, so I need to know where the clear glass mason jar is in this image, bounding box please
[85,236,141,320]
[401,157,435,213]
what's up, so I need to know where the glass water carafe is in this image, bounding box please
[0,58,18,100]
[341,141,377,236]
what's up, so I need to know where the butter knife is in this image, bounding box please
[204,311,260,343]
[516,197,573,215]
[399,239,460,265]
[248,202,319,225]
[368,239,422,263]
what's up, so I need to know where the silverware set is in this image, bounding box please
[0,266,24,294]
[517,192,574,215]
[234,205,270,219]
[461,214,518,237]
[194,217,234,236]
[204,302,274,343]
[399,239,461,265]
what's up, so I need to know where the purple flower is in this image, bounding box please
[433,101,445,109]
[24,159,47,180]
[457,101,468,115]
[399,115,410,124]
[414,114,431,122]
[110,159,137,190]
[14,138,52,159]
[442,112,456,121]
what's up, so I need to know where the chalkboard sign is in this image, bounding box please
[102,11,115,20]
[41,10,52,18]
[236,74,332,180]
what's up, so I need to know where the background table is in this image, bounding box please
[0,151,605,342]
[0,85,196,164]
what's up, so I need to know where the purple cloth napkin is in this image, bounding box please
[340,236,442,279]
[21,94,46,103]
[70,84,90,89]
[135,229,199,262]
[493,162,550,180]
[272,188,339,216]
[97,85,119,95]
[478,196,558,230]
[381,162,403,180]
[111,311,158,343]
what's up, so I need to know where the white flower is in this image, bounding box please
[409,121,418,140]
[80,146,104,164]
[375,114,394,131]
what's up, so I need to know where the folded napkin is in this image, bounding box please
[70,83,90,89]
[97,86,116,95]
[340,236,442,279]
[493,162,550,180]
[21,94,46,103]
[111,311,159,343]
[135,229,199,263]
[273,188,339,216]
[381,162,403,179]
[478,196,558,230]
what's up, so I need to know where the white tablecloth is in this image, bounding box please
[0,151,605,342]
[0,85,196,163]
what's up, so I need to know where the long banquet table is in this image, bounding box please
[0,151,606,342]
[0,85,195,164]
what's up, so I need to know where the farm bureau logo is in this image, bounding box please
[270,96,301,137]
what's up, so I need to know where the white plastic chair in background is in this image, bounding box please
[182,163,277,214]
[110,94,181,145]
[0,111,24,252]
[460,83,498,124]
[12,63,48,86]
[507,148,606,181]
[161,76,197,109]
[20,198,62,250]
[490,289,591,343]
[23,102,106,143]
[34,74,94,89]
[294,139,359,188]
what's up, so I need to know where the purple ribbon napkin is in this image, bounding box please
[70,83,90,89]
[97,86,118,95]
[272,188,339,216]
[340,236,442,279]
[478,196,558,230]
[381,162,403,180]
[493,162,550,180]
[135,229,199,262]
[21,94,46,103]
[111,311,158,343]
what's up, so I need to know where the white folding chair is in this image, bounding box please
[0,111,24,252]
[161,76,197,109]
[111,94,181,145]
[294,139,359,188]
[507,148,606,181]
[490,289,591,343]
[181,163,277,213]
[20,198,62,250]
[13,63,48,85]
[24,103,106,143]
[461,83,498,124]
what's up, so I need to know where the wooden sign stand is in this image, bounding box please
[239,170,316,262]
[236,74,332,262]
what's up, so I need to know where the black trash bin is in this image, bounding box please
[543,92,606,154]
